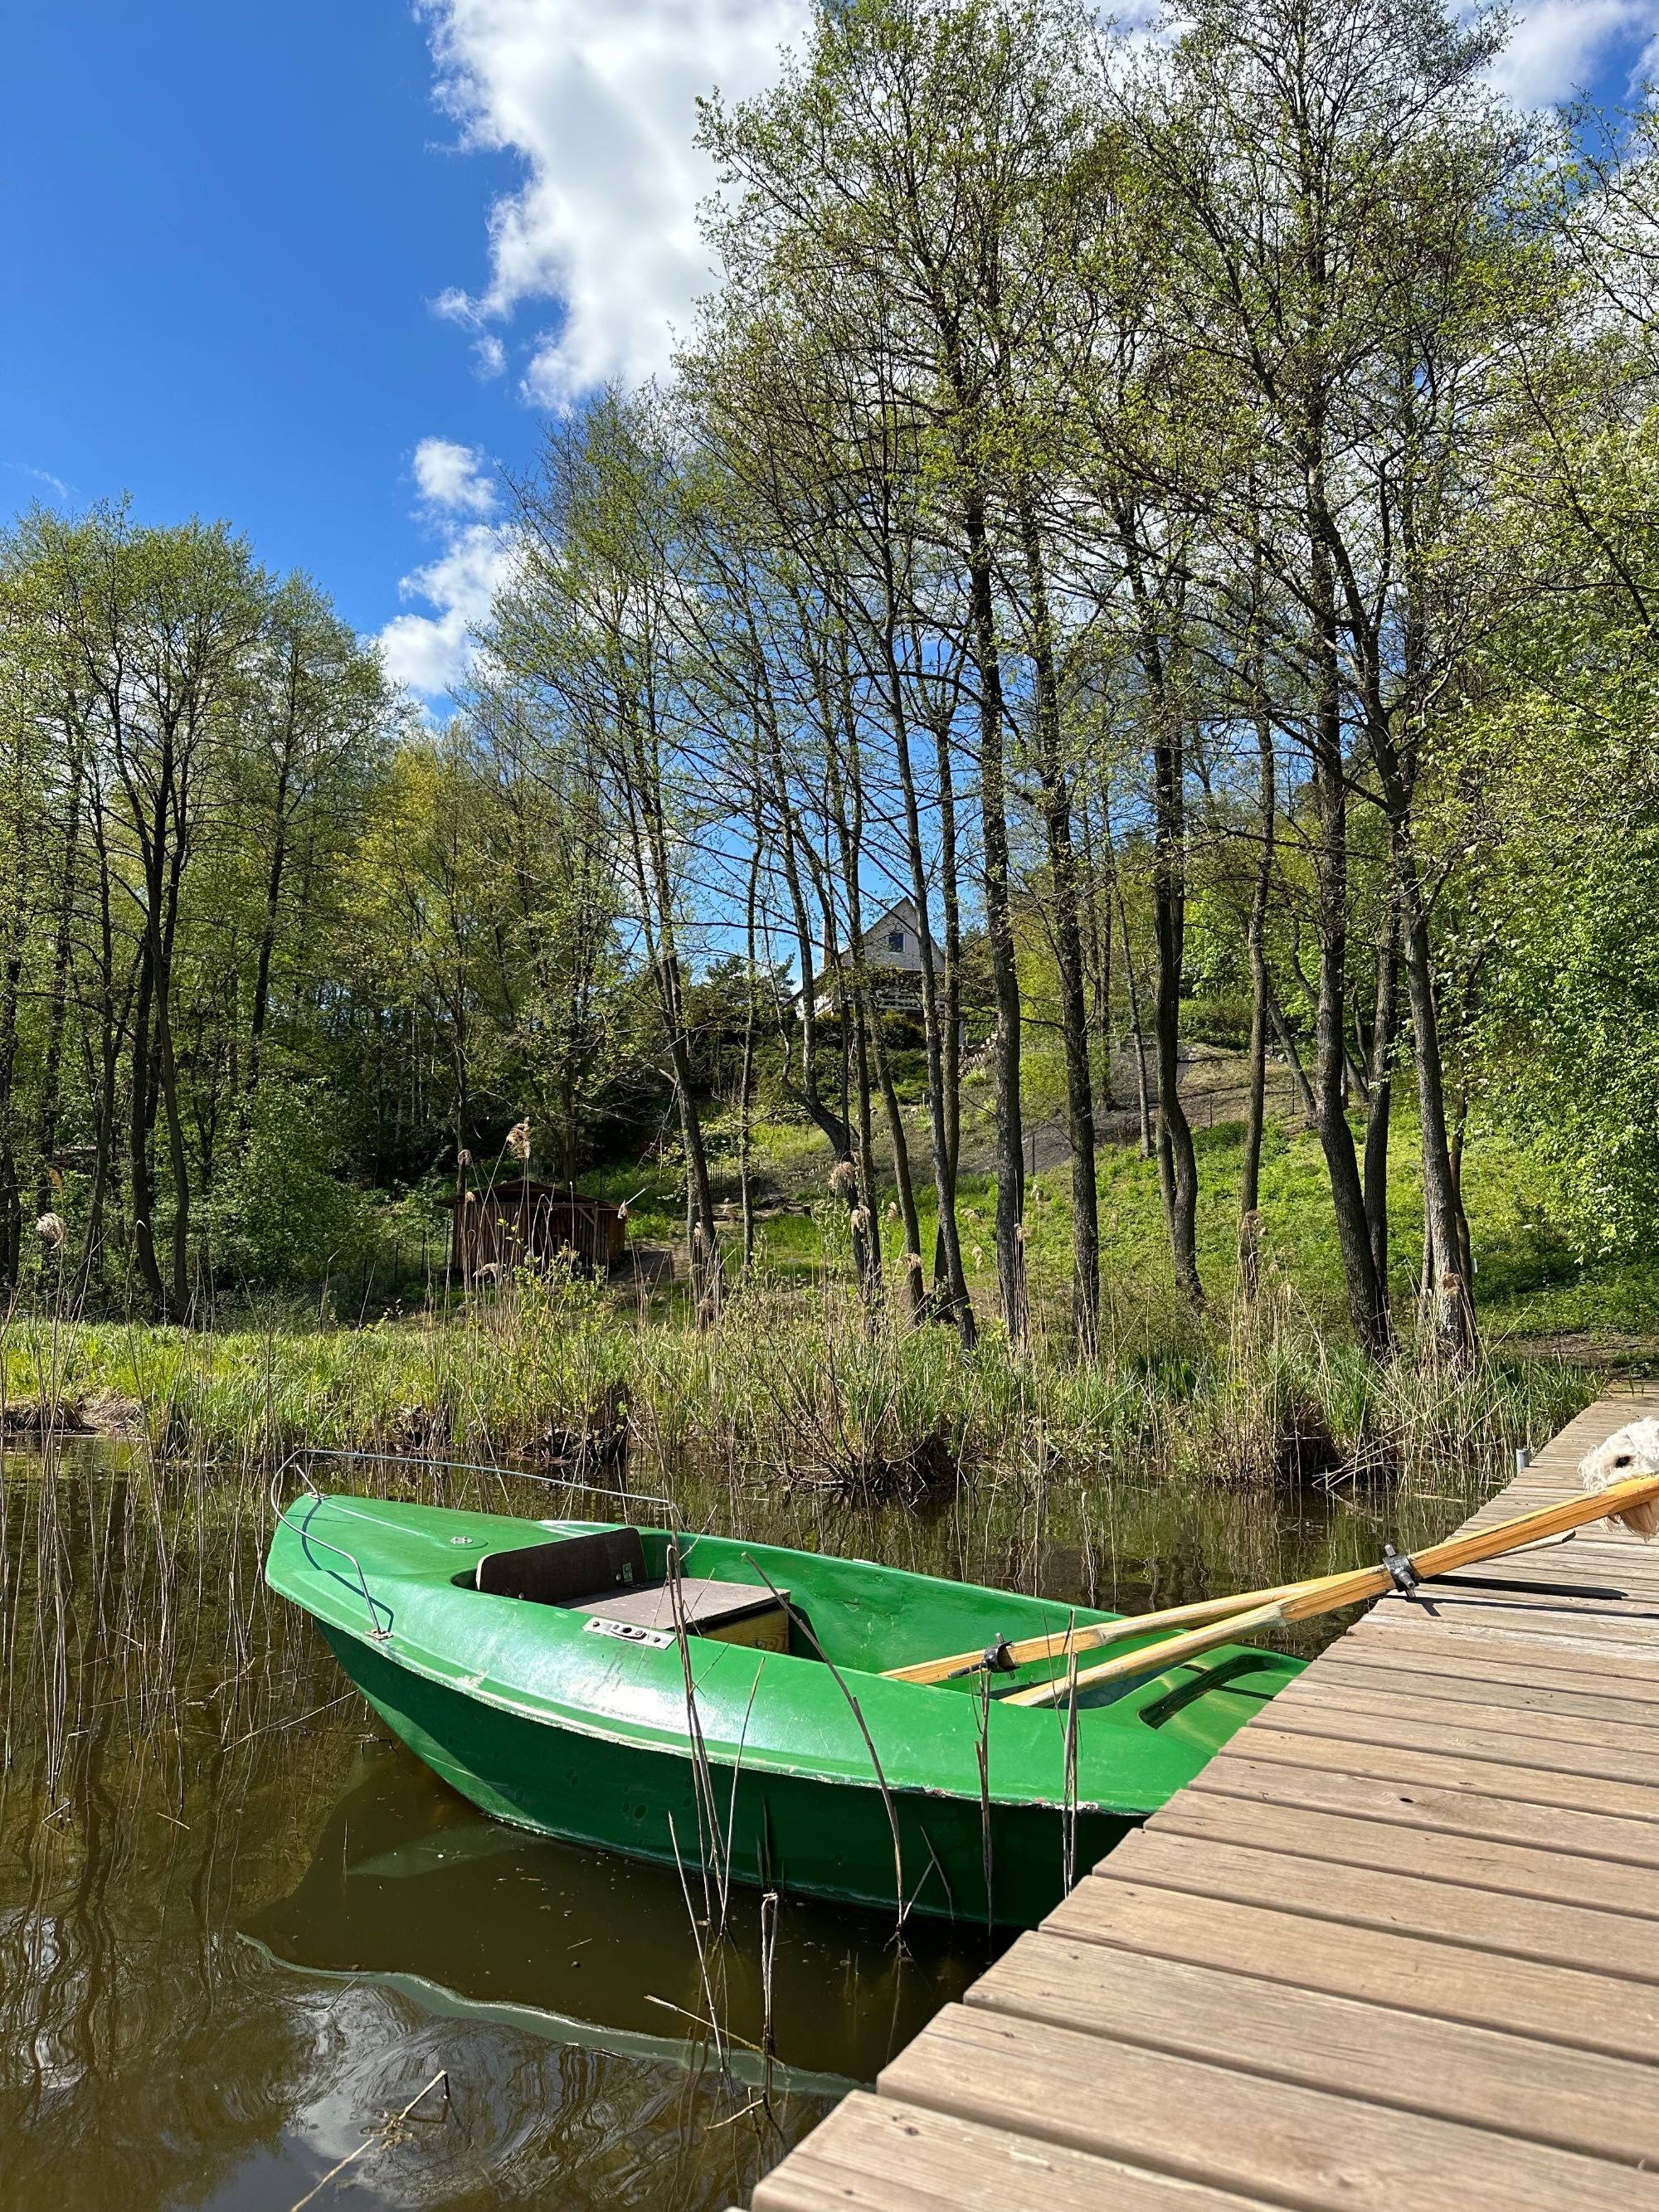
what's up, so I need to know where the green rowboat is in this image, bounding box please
[266,1485,1304,1928]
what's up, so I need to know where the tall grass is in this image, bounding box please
[0,1262,1597,1507]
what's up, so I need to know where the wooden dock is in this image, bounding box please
[749,1392,1659,2212]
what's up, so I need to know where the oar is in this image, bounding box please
[1005,1469,1659,1711]
[882,1576,1333,1687]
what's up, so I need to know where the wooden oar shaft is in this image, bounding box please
[1007,1472,1659,1712]
[1005,1597,1290,1707]
[1280,1471,1659,1621]
[882,1578,1328,1687]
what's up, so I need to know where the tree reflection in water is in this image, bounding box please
[0,1434,1421,2210]
[0,1446,974,2212]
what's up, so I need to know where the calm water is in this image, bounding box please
[0,1441,1489,2211]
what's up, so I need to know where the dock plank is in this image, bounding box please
[751,2095,1278,2212]
[1253,1699,1659,1784]
[747,1393,1659,2212]
[1220,1720,1659,1816]
[879,2005,1659,2212]
[1187,1748,1659,1864]
[1095,1827,1659,1979]
[1348,1605,1659,1667]
[1048,1877,1659,2059]
[970,1935,1659,2168]
[1304,1651,1659,1715]
[1154,1788,1659,1913]
[1272,1674,1659,1748]
[1321,1646,1659,1702]
[1351,1595,1659,1652]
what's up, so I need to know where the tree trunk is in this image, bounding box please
[1308,484,1389,1357]
[825,659,883,1315]
[1078,790,1113,1110]
[35,736,84,1210]
[1116,879,1153,1159]
[157,984,192,1319]
[1362,899,1400,1301]
[964,487,1025,1344]
[1151,716,1202,1308]
[1238,700,1276,1301]
[248,817,289,1097]
[1449,1087,1474,1285]
[1397,856,1477,1362]
[868,1008,925,1317]
[129,945,165,1315]
[932,684,968,1315]
[1013,497,1100,1351]
[0,941,23,1288]
[738,848,759,1276]
[889,655,975,1344]
[849,989,883,1312]
[74,795,124,1308]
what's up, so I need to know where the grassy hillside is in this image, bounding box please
[580,1088,1659,1357]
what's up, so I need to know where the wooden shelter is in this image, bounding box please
[440,1179,627,1281]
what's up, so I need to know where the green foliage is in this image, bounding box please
[0,1276,1593,1500]
[203,1082,372,1290]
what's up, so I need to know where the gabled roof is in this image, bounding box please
[849,897,941,957]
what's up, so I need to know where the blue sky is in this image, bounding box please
[1,1,530,679]
[3,0,1657,702]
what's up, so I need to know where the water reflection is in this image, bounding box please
[246,1743,990,2093]
[0,1437,1486,2211]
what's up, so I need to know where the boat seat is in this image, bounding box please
[572,1578,789,1650]
[474,1526,648,1606]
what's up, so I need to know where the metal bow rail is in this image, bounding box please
[269,1458,395,1640]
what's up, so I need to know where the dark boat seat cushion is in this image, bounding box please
[475,1526,648,1606]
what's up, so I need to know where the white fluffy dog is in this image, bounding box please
[1579,1417,1659,1539]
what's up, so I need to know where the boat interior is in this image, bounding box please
[436,1515,1295,1715]
[458,1525,795,1655]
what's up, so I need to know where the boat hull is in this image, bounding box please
[269,1495,1303,1932]
[325,1623,1131,1929]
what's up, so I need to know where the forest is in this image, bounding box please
[2,0,1657,1388]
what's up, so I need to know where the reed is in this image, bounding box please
[0,1269,1596,1513]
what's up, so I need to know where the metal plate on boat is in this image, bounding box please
[583,1616,675,1649]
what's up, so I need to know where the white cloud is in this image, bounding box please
[5,460,74,503]
[411,434,499,515]
[379,520,514,697]
[418,0,808,407]
[1469,1,1659,105]
[381,433,521,706]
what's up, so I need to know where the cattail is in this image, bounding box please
[507,1119,532,1162]
[35,1212,65,1251]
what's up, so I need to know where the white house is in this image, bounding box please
[810,897,942,1014]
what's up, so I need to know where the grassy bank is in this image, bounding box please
[0,1266,1596,1504]
[0,1103,1626,1508]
